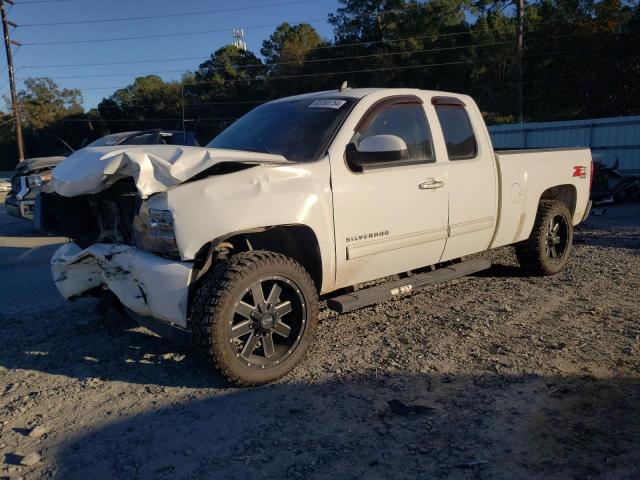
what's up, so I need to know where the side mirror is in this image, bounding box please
[346,134,408,170]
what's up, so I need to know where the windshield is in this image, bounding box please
[207,97,357,162]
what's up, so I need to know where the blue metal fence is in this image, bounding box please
[488,115,640,174]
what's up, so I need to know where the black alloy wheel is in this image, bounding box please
[191,250,319,385]
[515,200,574,276]
[545,213,569,261]
[229,275,307,369]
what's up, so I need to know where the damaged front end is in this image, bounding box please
[41,145,288,328]
[51,242,192,326]
[41,178,193,327]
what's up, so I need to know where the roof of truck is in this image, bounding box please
[268,87,465,104]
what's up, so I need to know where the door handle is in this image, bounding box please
[418,179,445,190]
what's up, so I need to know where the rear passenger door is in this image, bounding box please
[431,97,497,261]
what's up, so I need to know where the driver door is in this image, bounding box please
[330,95,450,289]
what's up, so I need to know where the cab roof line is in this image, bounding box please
[431,96,466,107]
[354,94,424,133]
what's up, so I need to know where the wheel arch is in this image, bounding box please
[539,184,577,216]
[192,224,324,293]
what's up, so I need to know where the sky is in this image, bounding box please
[2,0,342,108]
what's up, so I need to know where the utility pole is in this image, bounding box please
[516,0,524,124]
[181,79,186,138]
[0,0,25,161]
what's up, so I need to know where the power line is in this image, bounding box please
[51,46,600,93]
[17,5,574,47]
[186,47,601,85]
[23,31,587,81]
[59,117,182,123]
[21,18,327,46]
[19,0,325,27]
[94,99,267,110]
[16,24,532,68]
[16,0,129,4]
[17,15,600,65]
[24,68,189,80]
[22,56,206,69]
[58,116,236,123]
[18,40,519,80]
[15,0,79,4]
[0,114,15,127]
[16,0,521,27]
[20,28,513,68]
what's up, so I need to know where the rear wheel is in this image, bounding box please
[190,250,318,385]
[515,200,573,276]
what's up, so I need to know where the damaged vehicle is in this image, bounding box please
[39,88,592,385]
[6,129,198,220]
[6,153,70,221]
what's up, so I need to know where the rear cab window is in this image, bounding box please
[433,97,477,160]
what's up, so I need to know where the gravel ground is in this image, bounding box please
[0,202,639,479]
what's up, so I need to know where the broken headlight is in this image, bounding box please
[134,208,179,257]
[26,172,52,188]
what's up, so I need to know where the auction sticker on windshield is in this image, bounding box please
[307,99,347,109]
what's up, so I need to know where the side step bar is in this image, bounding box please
[326,258,491,314]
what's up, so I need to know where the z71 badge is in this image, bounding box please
[573,165,587,178]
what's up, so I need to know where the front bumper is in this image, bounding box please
[51,243,193,327]
[5,194,35,220]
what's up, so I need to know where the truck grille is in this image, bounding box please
[11,175,22,195]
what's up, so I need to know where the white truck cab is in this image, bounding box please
[40,88,592,385]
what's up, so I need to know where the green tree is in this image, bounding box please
[12,77,83,130]
[196,45,264,87]
[97,75,182,131]
[329,0,407,43]
[189,46,266,139]
[261,23,324,75]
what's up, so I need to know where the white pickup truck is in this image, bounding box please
[39,88,592,385]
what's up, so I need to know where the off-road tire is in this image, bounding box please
[190,250,319,385]
[515,200,573,276]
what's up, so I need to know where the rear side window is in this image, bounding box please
[435,105,477,160]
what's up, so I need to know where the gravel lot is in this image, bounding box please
[1,202,639,479]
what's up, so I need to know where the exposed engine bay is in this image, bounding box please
[39,178,139,249]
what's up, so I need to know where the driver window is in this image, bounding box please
[353,104,435,163]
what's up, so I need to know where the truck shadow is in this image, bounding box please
[51,372,640,480]
[473,263,525,279]
[574,231,640,250]
[0,302,226,389]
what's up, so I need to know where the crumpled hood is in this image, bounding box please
[52,145,289,198]
[16,156,67,174]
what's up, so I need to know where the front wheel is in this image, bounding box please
[190,250,319,385]
[515,200,573,276]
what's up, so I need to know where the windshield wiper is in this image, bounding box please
[248,146,279,155]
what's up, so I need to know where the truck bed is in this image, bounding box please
[490,147,592,249]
